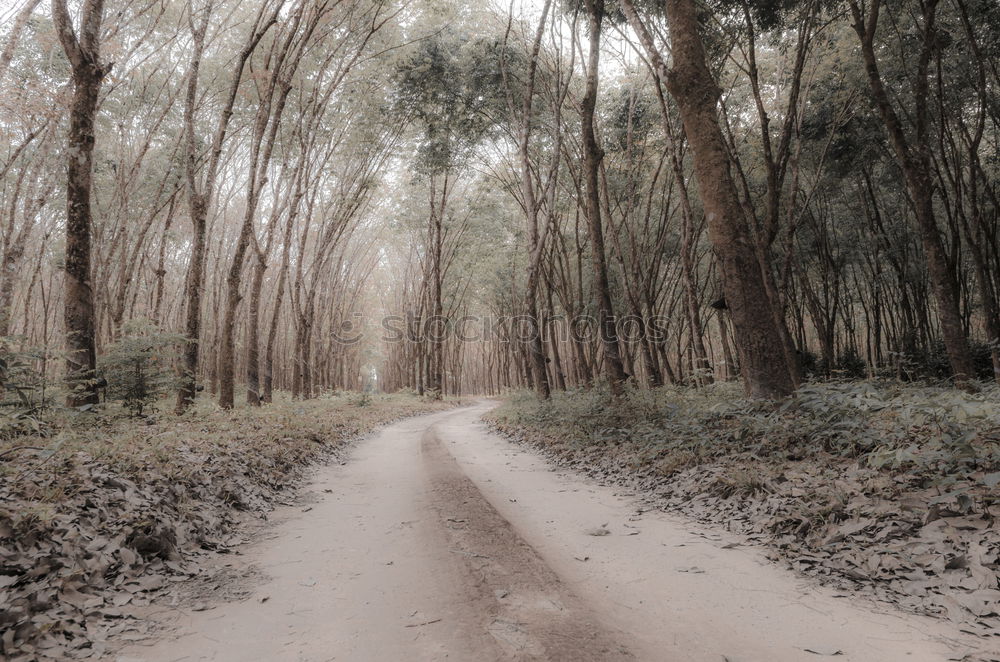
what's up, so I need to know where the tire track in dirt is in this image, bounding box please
[421,425,634,662]
[121,404,983,662]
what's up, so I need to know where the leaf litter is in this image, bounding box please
[0,393,455,660]
[487,383,1000,659]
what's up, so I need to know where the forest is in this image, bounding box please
[2,0,1000,660]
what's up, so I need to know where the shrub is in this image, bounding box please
[835,347,868,379]
[0,338,55,438]
[895,340,996,382]
[98,320,183,416]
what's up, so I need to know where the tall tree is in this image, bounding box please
[847,0,976,386]
[52,0,107,407]
[500,0,555,399]
[218,7,302,409]
[620,0,796,398]
[581,0,629,394]
[176,0,277,413]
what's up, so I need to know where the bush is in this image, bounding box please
[0,338,55,438]
[835,347,867,379]
[893,340,996,382]
[98,320,183,416]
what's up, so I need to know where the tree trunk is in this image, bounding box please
[620,0,794,398]
[512,0,553,400]
[52,0,106,407]
[425,175,445,399]
[245,250,267,405]
[581,0,628,395]
[848,0,975,386]
[176,193,208,412]
[263,222,294,403]
[176,4,275,412]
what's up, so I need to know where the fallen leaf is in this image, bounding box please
[802,647,844,656]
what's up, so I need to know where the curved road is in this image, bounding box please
[122,403,983,661]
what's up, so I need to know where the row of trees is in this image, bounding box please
[379,0,1000,399]
[2,0,998,408]
[1,0,408,409]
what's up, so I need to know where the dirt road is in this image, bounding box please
[121,403,985,662]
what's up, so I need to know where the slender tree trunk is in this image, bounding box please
[219,77,293,408]
[177,193,208,412]
[151,198,176,326]
[263,219,294,403]
[581,0,628,395]
[176,4,275,412]
[176,22,211,413]
[425,175,445,398]
[245,249,267,405]
[218,222,255,408]
[511,0,553,400]
[717,313,734,380]
[680,209,711,384]
[545,287,567,391]
[848,0,975,386]
[653,77,711,385]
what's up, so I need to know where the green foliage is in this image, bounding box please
[98,320,184,416]
[710,0,805,31]
[490,381,1000,488]
[393,33,511,174]
[608,86,655,153]
[0,339,54,439]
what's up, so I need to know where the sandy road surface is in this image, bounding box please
[121,402,988,662]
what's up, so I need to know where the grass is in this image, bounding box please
[3,391,453,502]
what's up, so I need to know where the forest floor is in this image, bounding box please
[0,392,457,661]
[112,402,992,661]
[487,383,1000,655]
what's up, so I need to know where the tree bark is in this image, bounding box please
[620,0,794,398]
[581,0,628,395]
[52,0,106,407]
[263,209,296,403]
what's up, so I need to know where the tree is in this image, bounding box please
[581,0,629,395]
[52,0,107,407]
[847,0,976,387]
[504,0,555,400]
[620,0,796,398]
[176,0,278,413]
[99,319,182,416]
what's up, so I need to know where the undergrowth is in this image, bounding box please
[486,381,1000,642]
[489,381,1000,494]
[0,391,455,660]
